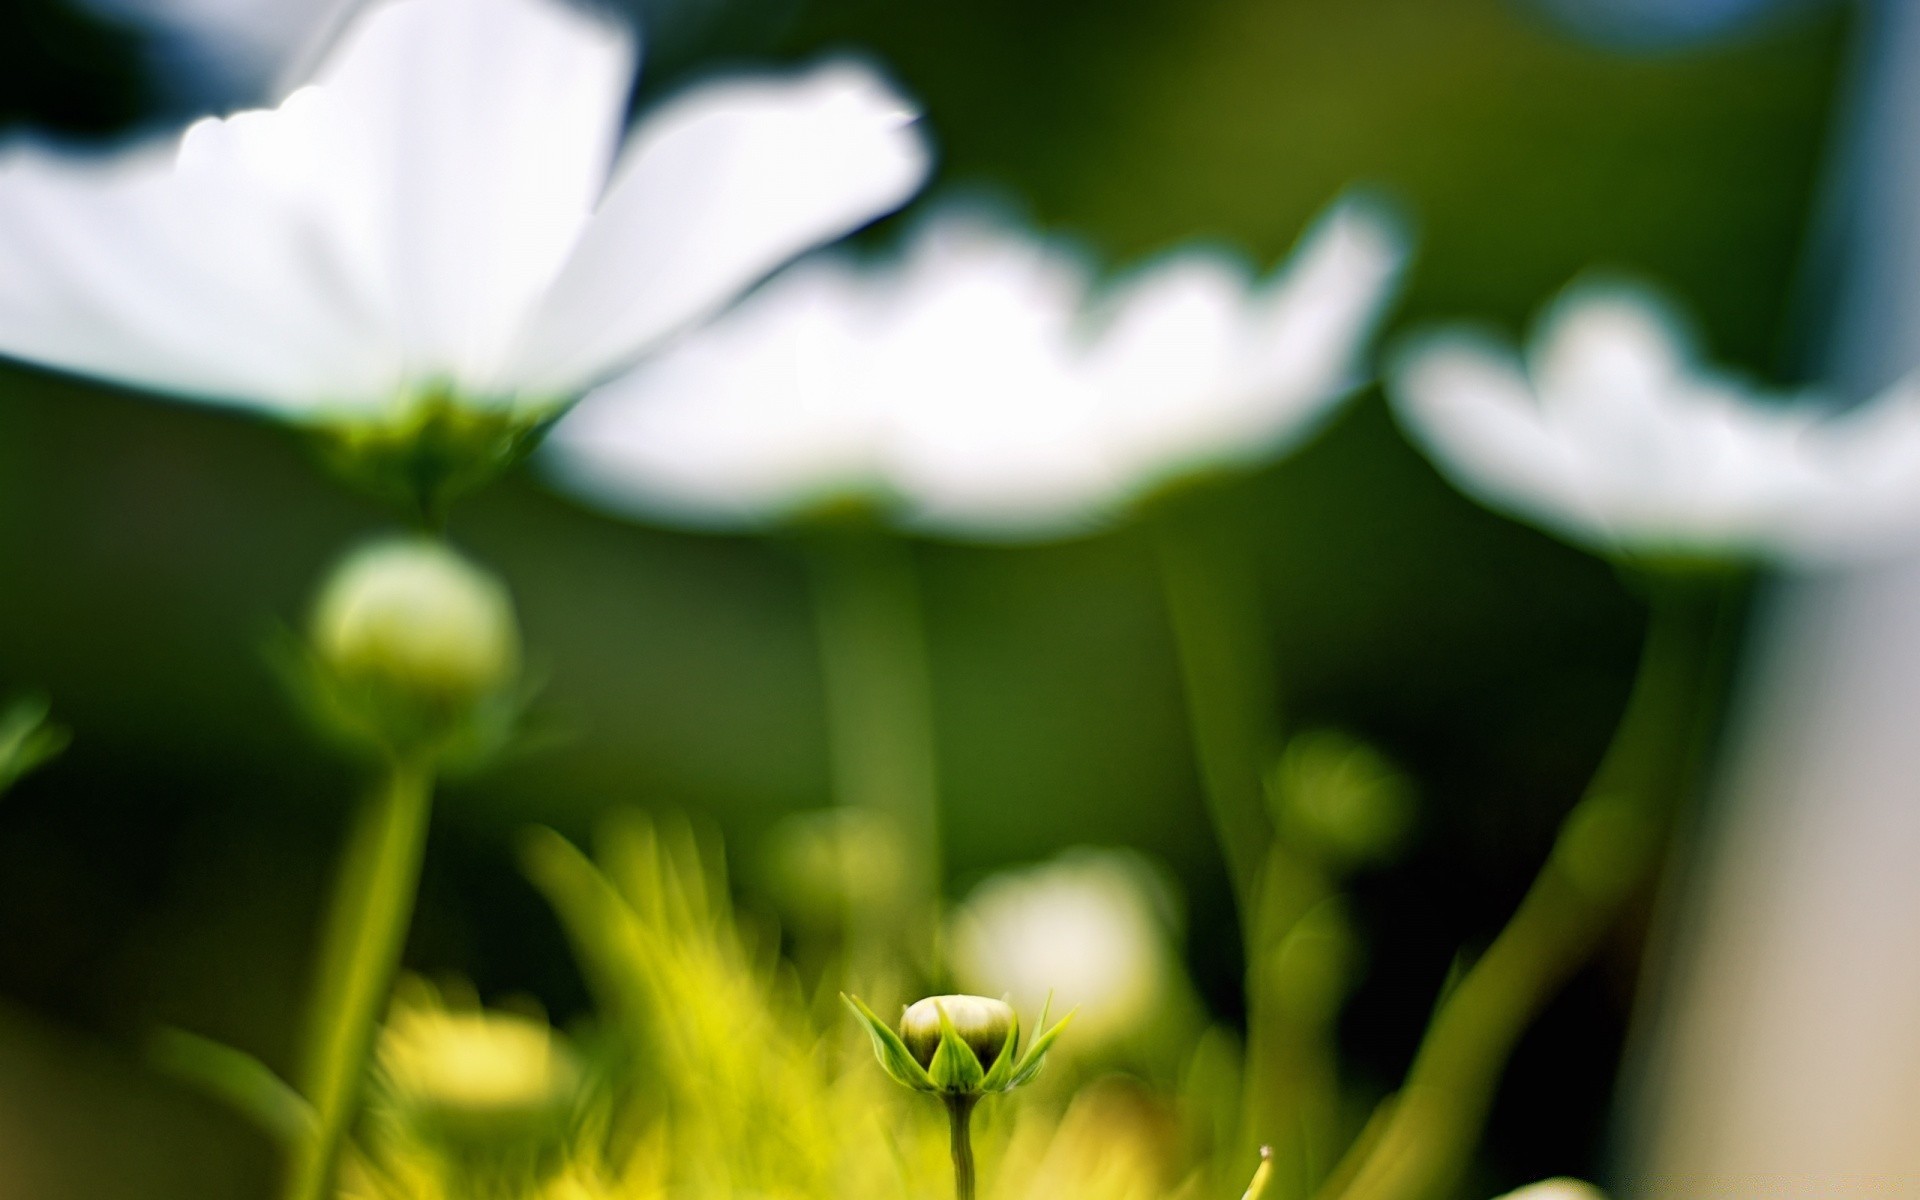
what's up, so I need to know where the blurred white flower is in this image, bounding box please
[1389,280,1920,564]
[0,0,928,430]
[949,848,1178,1049]
[1491,1181,1606,1200]
[543,197,1407,541]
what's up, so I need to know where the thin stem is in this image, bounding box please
[1239,842,1341,1200]
[1150,505,1276,925]
[1317,575,1738,1200]
[946,1094,979,1200]
[803,530,944,989]
[1152,502,1336,1198]
[285,756,436,1200]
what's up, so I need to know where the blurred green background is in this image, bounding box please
[0,0,1849,1195]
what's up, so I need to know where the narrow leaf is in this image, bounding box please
[148,1027,317,1147]
[0,696,66,797]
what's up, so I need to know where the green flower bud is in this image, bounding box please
[901,995,1014,1072]
[844,991,1074,1097]
[307,537,520,754]
[1265,729,1415,873]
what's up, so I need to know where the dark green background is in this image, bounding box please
[0,0,1848,1195]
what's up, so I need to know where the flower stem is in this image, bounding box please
[284,755,436,1200]
[803,529,944,988]
[1317,575,1739,1200]
[1153,504,1331,1192]
[946,1093,980,1200]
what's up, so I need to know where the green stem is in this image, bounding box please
[285,756,436,1200]
[1150,505,1276,926]
[802,529,944,985]
[946,1093,979,1200]
[1318,575,1737,1200]
[1239,843,1343,1200]
[1153,503,1340,1197]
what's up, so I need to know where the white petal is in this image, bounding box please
[506,60,931,397]
[544,258,889,527]
[1787,378,1920,559]
[1094,197,1407,489]
[882,219,1124,538]
[0,130,387,412]
[304,0,635,395]
[0,0,636,416]
[1389,330,1610,548]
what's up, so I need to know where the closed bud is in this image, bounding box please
[308,537,520,753]
[1265,729,1415,873]
[846,989,1072,1096]
[379,1003,581,1162]
[1494,1181,1607,1200]
[902,994,1015,1071]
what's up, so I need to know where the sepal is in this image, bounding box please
[843,993,935,1092]
[977,1007,1023,1092]
[927,1000,986,1093]
[1002,1005,1076,1091]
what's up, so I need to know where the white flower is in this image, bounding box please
[948,848,1177,1049]
[1490,1181,1605,1200]
[543,197,1407,541]
[0,0,928,432]
[1388,280,1920,564]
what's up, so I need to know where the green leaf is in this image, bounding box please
[1005,1008,1077,1090]
[0,696,66,797]
[978,1007,1021,1092]
[147,1027,317,1147]
[843,994,934,1092]
[927,1000,986,1093]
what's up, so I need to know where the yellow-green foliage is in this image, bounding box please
[340,813,1224,1200]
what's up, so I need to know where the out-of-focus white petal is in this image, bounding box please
[547,197,1400,539]
[0,131,390,412]
[506,61,931,397]
[1391,330,1607,546]
[544,259,888,527]
[1491,1180,1607,1200]
[1390,281,1920,564]
[1098,198,1408,489]
[1787,379,1920,560]
[882,220,1121,538]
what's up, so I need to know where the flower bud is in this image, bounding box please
[379,1003,581,1160]
[901,994,1015,1072]
[846,989,1071,1096]
[1265,729,1414,873]
[1494,1181,1607,1200]
[308,537,520,752]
